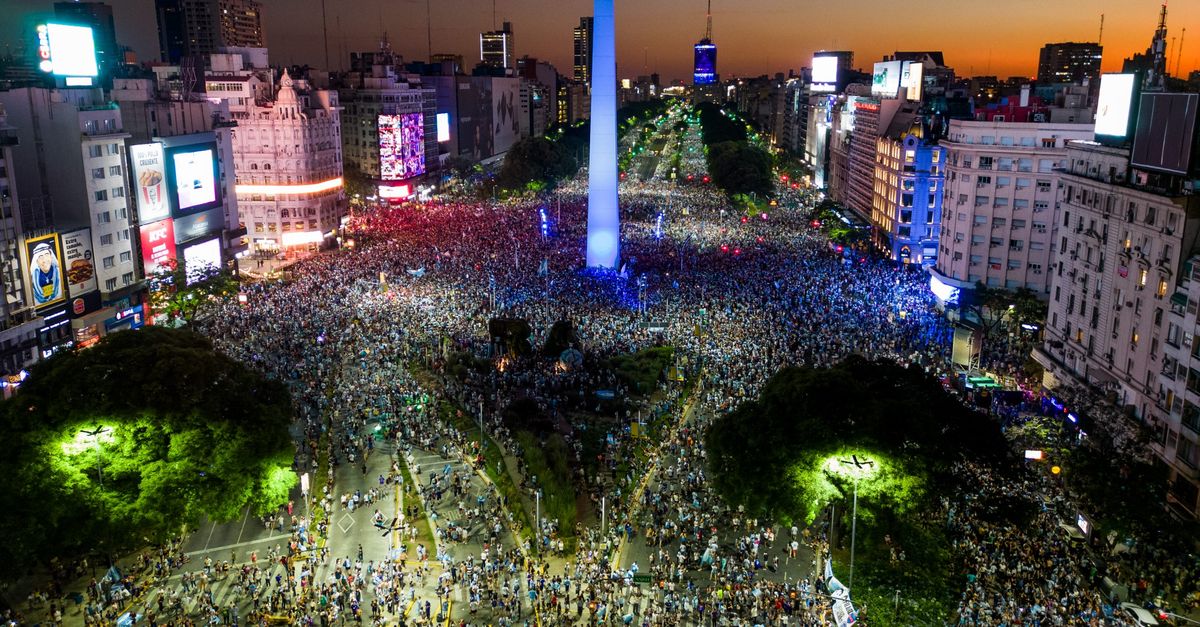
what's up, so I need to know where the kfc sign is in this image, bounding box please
[140,219,177,275]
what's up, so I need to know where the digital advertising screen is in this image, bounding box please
[379,113,426,180]
[492,78,520,155]
[1094,73,1138,139]
[812,55,839,85]
[902,61,924,101]
[693,43,717,85]
[182,237,222,285]
[167,143,221,215]
[37,23,99,77]
[871,61,902,97]
[62,228,98,297]
[130,143,170,223]
[139,218,176,275]
[1131,93,1199,176]
[457,77,494,161]
[25,233,65,309]
[436,112,451,142]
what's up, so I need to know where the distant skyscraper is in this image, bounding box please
[692,0,716,86]
[1036,42,1102,85]
[586,0,618,269]
[480,22,514,72]
[52,2,119,75]
[573,17,594,85]
[155,0,265,64]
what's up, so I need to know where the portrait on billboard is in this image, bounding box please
[379,113,426,180]
[26,234,65,308]
[493,80,520,155]
[458,78,494,161]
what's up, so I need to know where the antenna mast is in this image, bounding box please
[705,0,712,41]
[1177,27,1187,76]
[1098,14,1104,45]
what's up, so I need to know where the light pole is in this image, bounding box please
[835,454,874,592]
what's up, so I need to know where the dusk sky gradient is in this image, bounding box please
[2,0,1198,83]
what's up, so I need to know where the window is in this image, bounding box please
[112,187,124,198]
[91,167,106,179]
[1178,437,1198,469]
[97,211,111,223]
[94,190,108,202]
[118,229,130,241]
[105,277,117,291]
[978,156,993,170]
[108,165,122,176]
[88,145,103,158]
[115,207,127,220]
[102,256,115,269]
[99,233,113,246]
[119,251,131,263]
[122,272,134,285]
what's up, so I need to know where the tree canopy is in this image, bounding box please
[707,141,774,199]
[0,327,296,568]
[496,137,580,192]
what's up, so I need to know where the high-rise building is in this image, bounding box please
[691,0,718,103]
[0,106,40,379]
[1036,42,1103,85]
[573,17,593,85]
[52,2,119,77]
[154,0,265,64]
[480,22,514,73]
[933,119,1093,302]
[870,106,945,266]
[338,60,438,184]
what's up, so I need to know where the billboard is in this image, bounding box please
[1131,93,1199,176]
[166,143,221,215]
[694,43,717,85]
[182,237,222,285]
[62,228,98,298]
[173,207,222,244]
[812,55,839,84]
[25,233,65,309]
[36,23,99,77]
[436,112,451,142]
[378,113,426,180]
[457,77,494,160]
[492,78,521,155]
[902,61,924,101]
[130,143,169,223]
[139,218,176,275]
[1094,73,1138,139]
[871,61,902,97]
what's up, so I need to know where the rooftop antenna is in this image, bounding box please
[321,0,330,70]
[493,0,497,30]
[1176,28,1186,76]
[705,0,712,41]
[426,0,433,62]
[1098,14,1104,46]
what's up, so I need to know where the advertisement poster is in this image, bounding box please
[173,207,221,244]
[871,61,902,97]
[140,219,176,275]
[62,228,98,297]
[130,143,169,223]
[1095,74,1137,138]
[169,144,220,213]
[25,233,65,309]
[182,238,222,285]
[457,77,494,161]
[492,78,520,155]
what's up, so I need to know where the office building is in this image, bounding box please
[339,61,438,185]
[1037,43,1103,85]
[573,17,593,85]
[155,0,265,64]
[870,105,946,266]
[480,22,515,73]
[0,106,40,380]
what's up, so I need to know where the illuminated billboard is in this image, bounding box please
[378,113,426,180]
[1094,73,1138,139]
[36,23,99,77]
[902,61,924,101]
[436,112,451,142]
[182,237,222,285]
[812,55,839,84]
[25,233,66,309]
[62,228,98,298]
[378,183,412,200]
[166,143,221,215]
[458,77,494,160]
[492,78,521,155]
[871,61,902,97]
[130,143,169,223]
[694,43,717,85]
[139,218,176,275]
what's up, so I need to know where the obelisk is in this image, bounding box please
[586,0,620,268]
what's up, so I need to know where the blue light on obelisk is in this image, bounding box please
[586,0,620,268]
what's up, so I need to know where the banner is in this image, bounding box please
[62,228,98,297]
[25,233,65,309]
[130,143,169,223]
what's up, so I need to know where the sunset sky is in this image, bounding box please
[3,0,1198,83]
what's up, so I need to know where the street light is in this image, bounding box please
[825,453,876,592]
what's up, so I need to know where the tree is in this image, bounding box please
[148,258,239,326]
[497,137,579,191]
[707,141,774,198]
[0,327,296,568]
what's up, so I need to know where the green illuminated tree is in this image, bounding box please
[0,327,296,567]
[148,258,240,326]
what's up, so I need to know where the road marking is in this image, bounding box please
[202,518,218,552]
[337,512,355,534]
[235,506,251,545]
[185,533,286,557]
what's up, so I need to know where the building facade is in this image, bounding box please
[871,116,945,265]
[573,17,593,86]
[228,69,344,255]
[934,119,1093,297]
[154,0,265,64]
[480,22,514,73]
[339,65,437,184]
[1036,42,1103,85]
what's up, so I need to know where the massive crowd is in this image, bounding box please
[17,115,1197,626]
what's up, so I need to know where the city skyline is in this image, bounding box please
[2,0,1199,82]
